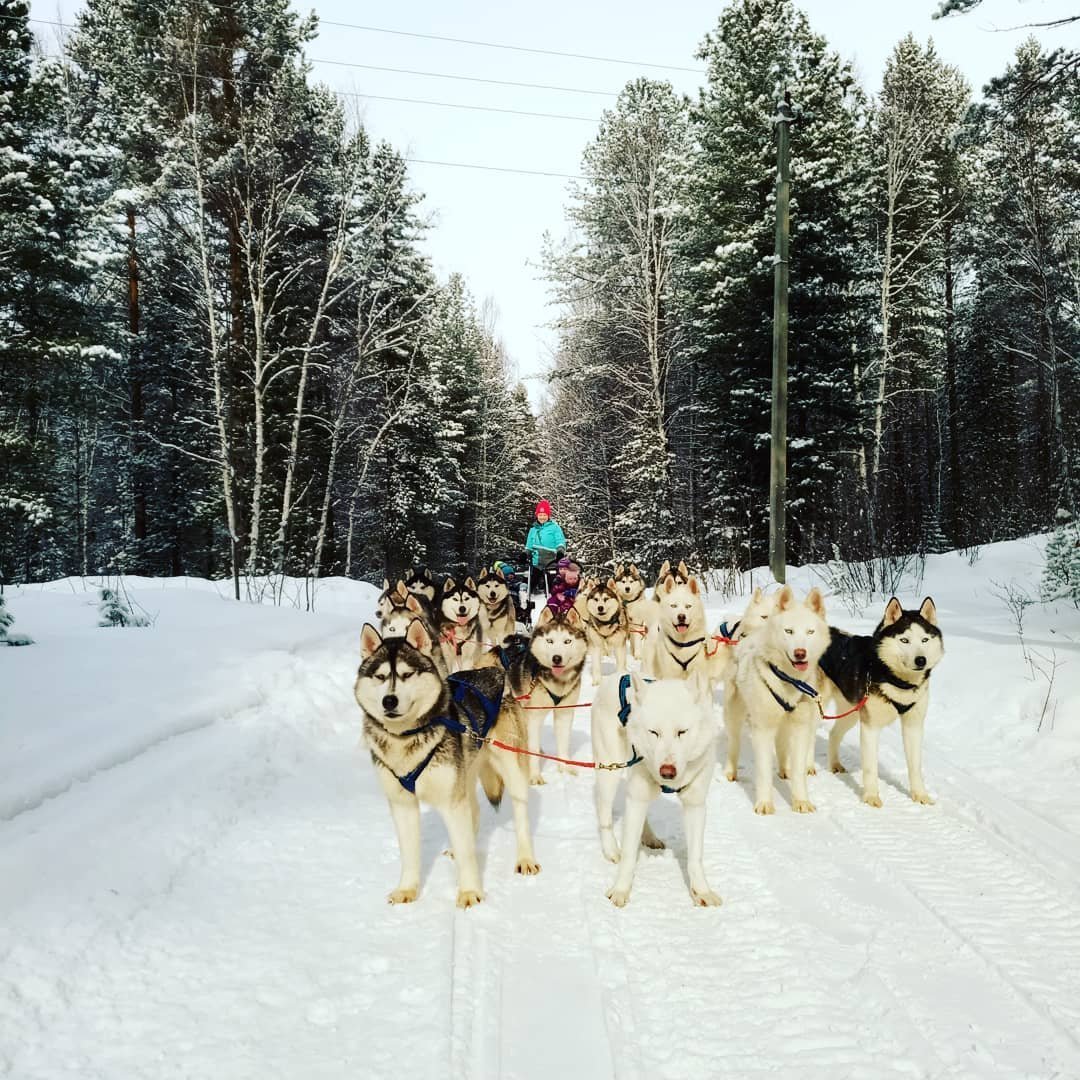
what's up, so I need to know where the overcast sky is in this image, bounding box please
[34,0,1080,406]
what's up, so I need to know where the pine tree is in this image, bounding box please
[681,0,871,569]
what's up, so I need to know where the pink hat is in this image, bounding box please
[535,499,552,517]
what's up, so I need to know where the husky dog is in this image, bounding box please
[821,597,944,807]
[729,586,828,814]
[592,672,721,908]
[438,577,483,673]
[646,573,709,680]
[380,592,448,676]
[404,565,437,606]
[476,566,516,645]
[613,564,650,660]
[583,577,629,682]
[355,619,540,908]
[502,607,589,785]
[722,586,777,781]
[376,578,410,622]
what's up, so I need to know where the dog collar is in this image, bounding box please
[617,672,654,726]
[668,634,706,649]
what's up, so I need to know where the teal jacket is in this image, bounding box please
[525,520,566,567]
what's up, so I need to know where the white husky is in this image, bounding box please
[645,574,709,680]
[729,585,828,814]
[591,672,721,908]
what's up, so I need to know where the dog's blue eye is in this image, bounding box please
[808,629,815,635]
[900,637,909,643]
[922,637,929,643]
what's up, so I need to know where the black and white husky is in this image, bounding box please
[475,566,516,644]
[355,619,540,908]
[438,577,483,673]
[820,597,945,807]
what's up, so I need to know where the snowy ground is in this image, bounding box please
[3,539,1080,1080]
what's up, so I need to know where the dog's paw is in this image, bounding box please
[529,775,547,787]
[806,764,818,776]
[753,800,775,815]
[557,763,579,776]
[911,790,935,805]
[792,798,817,814]
[863,792,883,808]
[515,858,541,876]
[690,887,722,908]
[601,838,621,863]
[456,889,484,909]
[388,887,418,905]
[830,761,846,774]
[777,767,789,780]
[606,886,631,908]
[724,767,738,782]
[640,834,665,851]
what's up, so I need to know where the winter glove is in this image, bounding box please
[557,545,566,558]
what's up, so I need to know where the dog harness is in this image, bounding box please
[758,662,819,713]
[384,676,504,793]
[663,634,706,671]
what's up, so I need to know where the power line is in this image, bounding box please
[309,59,620,98]
[15,13,701,79]
[318,21,704,74]
[405,157,586,180]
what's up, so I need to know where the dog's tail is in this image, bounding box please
[478,756,504,808]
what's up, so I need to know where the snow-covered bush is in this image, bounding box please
[1041,526,1080,604]
[0,593,34,646]
[98,586,150,628]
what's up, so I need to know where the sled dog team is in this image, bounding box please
[356,562,945,909]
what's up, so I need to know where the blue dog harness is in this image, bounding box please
[385,675,504,793]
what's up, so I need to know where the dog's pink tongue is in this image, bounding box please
[456,615,469,625]
[793,659,808,671]
[660,763,677,780]
[550,664,565,676]
[676,624,688,633]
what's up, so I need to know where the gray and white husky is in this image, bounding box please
[820,597,945,807]
[475,566,517,644]
[501,607,589,785]
[613,563,650,660]
[591,672,722,908]
[355,619,540,908]
[583,577,629,682]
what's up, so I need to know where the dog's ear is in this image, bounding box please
[807,587,826,618]
[751,586,763,602]
[564,607,581,626]
[382,578,390,591]
[883,597,903,625]
[465,576,476,591]
[630,671,650,700]
[495,566,505,581]
[918,597,938,626]
[614,563,623,576]
[361,623,382,659]
[536,606,553,628]
[395,579,408,597]
[405,617,431,653]
[629,563,638,575]
[677,560,690,579]
[663,574,676,594]
[606,577,617,592]
[775,584,794,611]
[657,559,670,579]
[405,594,422,615]
[443,576,456,593]
[688,576,700,596]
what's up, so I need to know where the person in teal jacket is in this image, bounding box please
[524,499,567,593]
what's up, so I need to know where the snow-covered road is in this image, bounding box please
[3,544,1080,1079]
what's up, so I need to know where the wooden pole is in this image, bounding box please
[769,93,795,584]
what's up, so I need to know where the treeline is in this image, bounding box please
[542,0,1080,572]
[0,0,540,591]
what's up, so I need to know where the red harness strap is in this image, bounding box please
[818,695,868,721]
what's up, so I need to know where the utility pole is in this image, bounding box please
[769,92,795,584]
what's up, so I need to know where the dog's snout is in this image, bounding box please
[794,647,807,661]
[914,655,927,669]
[552,654,563,666]
[659,763,677,781]
[458,605,467,616]
[382,694,399,712]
